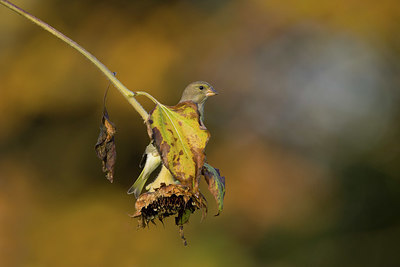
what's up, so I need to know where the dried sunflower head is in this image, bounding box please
[132,183,207,227]
[131,183,207,246]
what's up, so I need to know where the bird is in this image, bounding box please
[178,81,218,123]
[127,81,218,198]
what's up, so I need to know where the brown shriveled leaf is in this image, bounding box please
[95,108,116,183]
[132,183,207,229]
[146,101,210,190]
[202,163,226,215]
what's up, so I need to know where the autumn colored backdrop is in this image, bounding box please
[1,0,399,266]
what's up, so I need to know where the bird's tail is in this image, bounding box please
[127,172,146,199]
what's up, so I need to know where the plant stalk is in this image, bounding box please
[0,0,149,121]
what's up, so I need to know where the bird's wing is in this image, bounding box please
[127,148,161,198]
[139,151,147,168]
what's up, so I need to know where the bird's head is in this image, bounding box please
[180,81,218,104]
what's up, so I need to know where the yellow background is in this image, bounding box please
[1,0,399,266]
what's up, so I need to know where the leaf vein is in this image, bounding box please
[160,105,191,160]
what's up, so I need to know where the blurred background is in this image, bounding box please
[1,0,399,266]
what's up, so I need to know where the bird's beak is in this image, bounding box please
[206,87,218,97]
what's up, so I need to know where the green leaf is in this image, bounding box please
[175,208,192,226]
[202,163,225,215]
[146,101,210,189]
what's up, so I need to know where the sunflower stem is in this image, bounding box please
[134,91,161,105]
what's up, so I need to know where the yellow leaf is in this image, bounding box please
[147,101,210,189]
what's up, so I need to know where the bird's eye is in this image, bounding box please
[199,85,204,90]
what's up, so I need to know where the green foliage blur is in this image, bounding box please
[1,0,399,266]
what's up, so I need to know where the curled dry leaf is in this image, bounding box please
[95,108,117,183]
[146,101,210,190]
[202,163,226,215]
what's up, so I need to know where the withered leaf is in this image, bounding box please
[178,225,187,246]
[202,163,225,215]
[95,107,116,183]
[146,101,210,190]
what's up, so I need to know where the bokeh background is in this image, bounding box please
[1,0,399,266]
